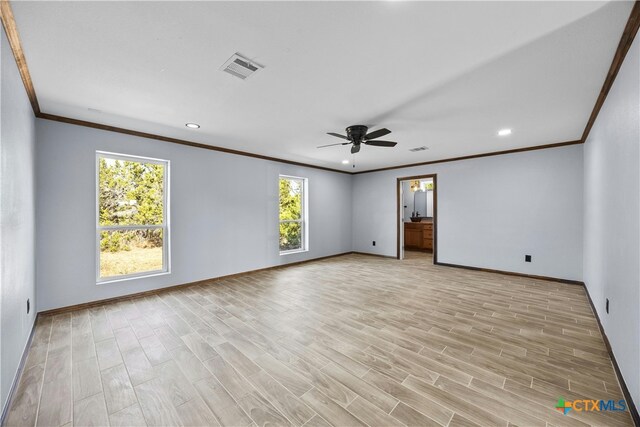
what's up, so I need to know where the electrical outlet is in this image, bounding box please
[525,255,532,262]
[606,298,609,314]
[372,241,376,246]
[27,298,30,314]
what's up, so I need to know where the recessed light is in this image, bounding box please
[498,128,512,136]
[185,123,200,129]
[342,160,349,165]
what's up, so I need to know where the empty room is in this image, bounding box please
[1,1,639,426]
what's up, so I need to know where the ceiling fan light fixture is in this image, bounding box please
[498,128,512,136]
[341,160,349,164]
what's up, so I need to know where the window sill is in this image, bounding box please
[280,249,309,256]
[97,270,170,285]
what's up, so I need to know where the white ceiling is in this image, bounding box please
[12,1,634,172]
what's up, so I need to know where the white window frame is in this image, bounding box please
[279,175,309,255]
[96,151,171,284]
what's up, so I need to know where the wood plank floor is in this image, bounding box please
[5,253,634,426]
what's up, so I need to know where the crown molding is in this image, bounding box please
[0,0,39,114]
[352,140,582,175]
[37,113,351,174]
[2,1,639,175]
[581,1,640,143]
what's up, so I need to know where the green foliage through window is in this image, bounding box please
[98,155,167,279]
[99,158,164,226]
[279,177,304,252]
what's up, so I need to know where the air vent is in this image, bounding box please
[409,146,429,152]
[221,53,263,80]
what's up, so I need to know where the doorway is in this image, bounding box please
[397,174,437,262]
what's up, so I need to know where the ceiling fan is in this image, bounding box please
[318,125,398,154]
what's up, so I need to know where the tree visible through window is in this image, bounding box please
[97,153,169,281]
[279,176,306,252]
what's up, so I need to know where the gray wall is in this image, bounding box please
[0,27,37,410]
[35,119,353,311]
[353,145,584,281]
[583,34,639,411]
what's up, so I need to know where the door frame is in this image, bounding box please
[396,173,438,261]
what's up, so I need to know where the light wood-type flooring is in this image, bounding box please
[4,253,634,426]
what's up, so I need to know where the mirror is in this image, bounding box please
[402,179,434,221]
[414,190,427,217]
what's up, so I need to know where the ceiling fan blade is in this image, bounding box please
[364,140,397,147]
[317,142,350,148]
[364,128,391,140]
[327,132,349,140]
[351,144,361,154]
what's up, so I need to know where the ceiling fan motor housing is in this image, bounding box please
[346,125,368,143]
